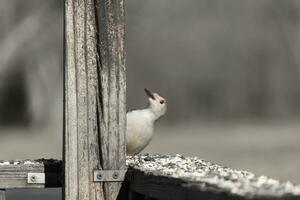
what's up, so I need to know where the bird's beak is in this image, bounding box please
[144,88,155,99]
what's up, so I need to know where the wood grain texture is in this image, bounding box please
[0,159,61,189]
[64,0,126,199]
[96,0,126,199]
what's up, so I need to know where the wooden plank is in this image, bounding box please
[0,159,61,189]
[0,190,5,200]
[95,0,126,199]
[64,0,126,199]
[127,155,300,200]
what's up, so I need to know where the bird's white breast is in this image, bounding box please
[126,109,155,155]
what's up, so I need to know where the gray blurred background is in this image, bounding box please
[0,0,300,199]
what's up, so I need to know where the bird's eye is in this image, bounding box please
[160,100,165,104]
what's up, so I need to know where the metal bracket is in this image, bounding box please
[27,173,45,184]
[93,170,127,182]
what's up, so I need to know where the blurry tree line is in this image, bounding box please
[0,0,300,127]
[0,0,63,126]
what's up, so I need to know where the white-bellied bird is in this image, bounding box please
[126,88,167,155]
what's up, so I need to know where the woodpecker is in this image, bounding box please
[126,88,167,156]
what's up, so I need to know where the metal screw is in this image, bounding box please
[112,172,119,179]
[97,173,102,180]
[30,175,36,182]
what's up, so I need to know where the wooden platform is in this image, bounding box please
[0,156,300,200]
[0,159,61,189]
[126,154,300,200]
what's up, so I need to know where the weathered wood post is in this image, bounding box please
[64,0,126,199]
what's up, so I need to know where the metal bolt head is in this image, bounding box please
[112,172,119,179]
[30,175,36,182]
[97,173,102,180]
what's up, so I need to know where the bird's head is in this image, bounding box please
[144,88,167,119]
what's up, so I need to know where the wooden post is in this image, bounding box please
[64,0,126,199]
